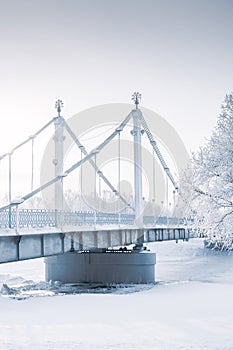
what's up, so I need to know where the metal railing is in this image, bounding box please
[0,209,186,230]
[0,209,136,229]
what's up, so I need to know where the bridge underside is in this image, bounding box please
[0,227,189,264]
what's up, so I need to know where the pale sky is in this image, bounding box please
[0,0,232,155]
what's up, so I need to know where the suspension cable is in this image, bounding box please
[152,149,156,202]
[137,110,178,191]
[0,117,55,161]
[118,131,121,199]
[8,153,12,227]
[0,112,134,212]
[99,173,101,205]
[165,170,169,226]
[8,153,12,204]
[31,137,34,192]
[63,112,134,210]
[80,148,83,209]
[117,130,122,220]
[93,153,97,226]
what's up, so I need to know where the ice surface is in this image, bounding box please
[0,239,233,349]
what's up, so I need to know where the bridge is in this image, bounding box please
[0,93,189,283]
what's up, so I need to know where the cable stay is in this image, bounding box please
[0,112,134,212]
[137,110,178,191]
[31,136,34,191]
[0,117,55,160]
[32,117,56,139]
[63,116,133,210]
[0,100,178,215]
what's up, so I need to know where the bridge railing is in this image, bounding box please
[0,209,186,230]
[0,209,136,229]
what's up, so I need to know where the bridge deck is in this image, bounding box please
[0,227,189,264]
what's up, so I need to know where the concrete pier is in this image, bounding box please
[45,250,156,284]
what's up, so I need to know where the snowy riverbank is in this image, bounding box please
[1,239,233,349]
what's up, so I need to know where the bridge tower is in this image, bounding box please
[54,100,64,226]
[132,92,144,228]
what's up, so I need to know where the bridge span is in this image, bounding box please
[0,226,189,264]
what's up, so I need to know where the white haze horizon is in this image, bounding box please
[0,0,232,157]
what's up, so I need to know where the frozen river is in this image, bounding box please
[0,239,233,349]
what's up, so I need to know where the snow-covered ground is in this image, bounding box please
[1,238,233,350]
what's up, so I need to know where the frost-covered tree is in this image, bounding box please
[184,93,233,249]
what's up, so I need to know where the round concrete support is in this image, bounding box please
[45,251,156,284]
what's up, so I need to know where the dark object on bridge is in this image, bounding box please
[119,247,128,252]
[133,243,145,251]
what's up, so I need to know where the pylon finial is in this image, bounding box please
[55,99,64,117]
[131,92,141,109]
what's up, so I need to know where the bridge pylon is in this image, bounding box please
[132,92,144,228]
[54,100,65,227]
